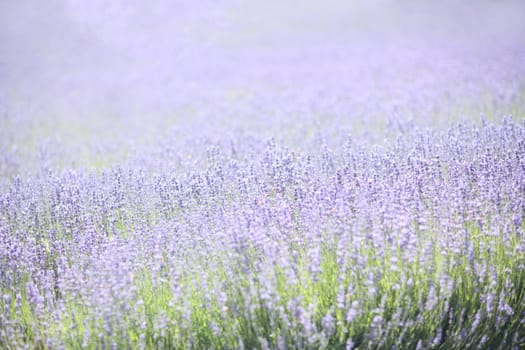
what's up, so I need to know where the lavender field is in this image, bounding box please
[1,1,525,349]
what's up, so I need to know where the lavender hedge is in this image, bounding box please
[1,116,524,349]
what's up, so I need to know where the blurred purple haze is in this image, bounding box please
[0,0,524,173]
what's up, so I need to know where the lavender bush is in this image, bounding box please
[1,1,525,349]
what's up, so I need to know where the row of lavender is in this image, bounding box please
[1,117,524,349]
[2,39,524,185]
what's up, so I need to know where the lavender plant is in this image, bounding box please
[1,117,524,349]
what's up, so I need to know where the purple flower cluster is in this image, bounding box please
[1,117,524,348]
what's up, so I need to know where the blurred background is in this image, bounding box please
[1,0,524,176]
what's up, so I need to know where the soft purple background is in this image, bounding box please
[1,0,524,176]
